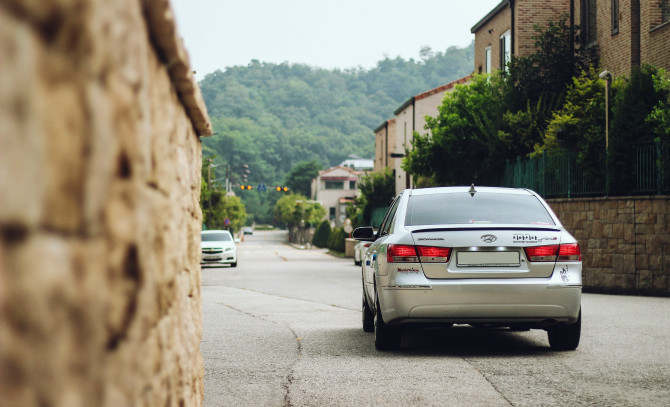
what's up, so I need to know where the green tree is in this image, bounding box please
[609,65,667,195]
[201,156,248,231]
[533,67,608,184]
[273,193,326,228]
[404,75,506,186]
[327,227,347,253]
[284,160,322,198]
[647,68,670,139]
[358,167,396,224]
[312,220,331,248]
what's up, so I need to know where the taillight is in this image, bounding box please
[387,245,452,263]
[387,245,418,263]
[524,245,559,262]
[558,243,581,261]
[524,243,582,262]
[416,246,451,263]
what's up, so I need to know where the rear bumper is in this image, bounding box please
[378,269,581,326]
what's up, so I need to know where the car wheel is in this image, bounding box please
[362,290,374,333]
[231,262,237,268]
[547,308,581,351]
[354,260,361,266]
[374,292,401,350]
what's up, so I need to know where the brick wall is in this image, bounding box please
[515,0,570,56]
[647,0,670,71]
[548,196,670,296]
[596,0,634,76]
[0,1,209,406]
[374,119,396,173]
[473,5,512,73]
[591,0,670,76]
[394,103,413,193]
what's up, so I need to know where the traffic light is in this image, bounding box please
[275,186,289,192]
[240,184,253,190]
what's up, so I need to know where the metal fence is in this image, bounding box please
[500,141,669,198]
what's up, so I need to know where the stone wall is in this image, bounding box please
[548,196,670,296]
[0,1,210,406]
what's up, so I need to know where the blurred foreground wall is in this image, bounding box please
[0,0,211,405]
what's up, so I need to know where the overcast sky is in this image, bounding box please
[171,0,501,79]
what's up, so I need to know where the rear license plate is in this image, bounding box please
[457,251,520,267]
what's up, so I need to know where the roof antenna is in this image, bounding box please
[469,183,476,197]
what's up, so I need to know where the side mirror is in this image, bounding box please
[352,226,375,241]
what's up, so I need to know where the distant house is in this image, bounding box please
[388,75,472,195]
[311,165,367,227]
[374,119,397,173]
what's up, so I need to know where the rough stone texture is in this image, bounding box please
[548,196,670,296]
[0,1,208,406]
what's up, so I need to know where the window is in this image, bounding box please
[378,197,401,237]
[485,46,492,73]
[663,0,670,24]
[349,180,356,190]
[329,207,336,220]
[612,0,620,35]
[499,31,511,72]
[325,181,344,190]
[581,0,598,45]
[405,193,555,226]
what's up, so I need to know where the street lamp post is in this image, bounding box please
[599,70,612,150]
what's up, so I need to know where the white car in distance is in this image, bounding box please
[201,230,237,267]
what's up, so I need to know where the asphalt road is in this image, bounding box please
[201,230,670,407]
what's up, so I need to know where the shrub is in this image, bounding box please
[312,220,331,248]
[327,227,346,253]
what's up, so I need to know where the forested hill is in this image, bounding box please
[200,45,474,174]
[199,43,474,190]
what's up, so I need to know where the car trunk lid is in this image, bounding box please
[409,226,562,279]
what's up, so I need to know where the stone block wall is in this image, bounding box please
[0,1,210,406]
[548,196,670,296]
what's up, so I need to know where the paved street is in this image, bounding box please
[201,230,670,406]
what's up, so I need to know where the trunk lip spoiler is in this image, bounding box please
[407,226,562,233]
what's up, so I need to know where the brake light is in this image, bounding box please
[387,245,418,263]
[558,243,581,261]
[524,245,559,262]
[524,243,582,262]
[416,246,452,263]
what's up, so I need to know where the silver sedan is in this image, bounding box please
[353,186,582,351]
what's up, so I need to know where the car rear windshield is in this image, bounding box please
[405,192,555,226]
[201,233,232,242]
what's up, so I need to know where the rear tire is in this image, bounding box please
[231,262,237,268]
[362,291,374,332]
[548,309,581,351]
[374,292,401,350]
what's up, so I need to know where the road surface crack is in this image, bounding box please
[217,302,302,407]
[466,360,515,406]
